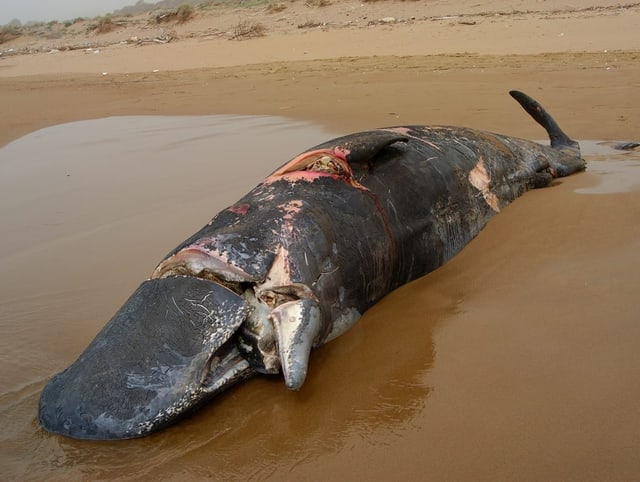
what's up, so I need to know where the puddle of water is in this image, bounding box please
[1,121,639,480]
[575,140,640,194]
[0,115,335,263]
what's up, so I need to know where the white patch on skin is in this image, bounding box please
[279,200,303,217]
[259,246,293,292]
[468,157,501,213]
[278,200,304,235]
[256,245,315,302]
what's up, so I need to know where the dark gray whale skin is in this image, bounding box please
[38,91,586,440]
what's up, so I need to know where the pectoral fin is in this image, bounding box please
[270,298,321,390]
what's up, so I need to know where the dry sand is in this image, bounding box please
[1,0,639,143]
[1,0,640,480]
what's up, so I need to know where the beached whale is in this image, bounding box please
[38,91,586,440]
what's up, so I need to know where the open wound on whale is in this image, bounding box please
[468,156,501,212]
[154,237,321,391]
[266,148,366,190]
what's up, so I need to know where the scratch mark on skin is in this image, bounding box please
[171,297,184,316]
[319,266,339,277]
[184,297,219,325]
[385,127,443,151]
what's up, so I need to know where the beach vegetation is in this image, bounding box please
[266,3,287,14]
[91,16,116,34]
[0,23,22,44]
[153,4,195,24]
[176,4,195,23]
[231,20,266,39]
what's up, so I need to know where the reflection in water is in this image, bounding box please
[1,119,639,480]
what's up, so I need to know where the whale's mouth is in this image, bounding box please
[154,244,321,381]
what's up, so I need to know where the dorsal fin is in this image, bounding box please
[312,130,408,167]
[509,90,579,151]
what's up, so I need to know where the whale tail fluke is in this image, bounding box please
[509,90,580,152]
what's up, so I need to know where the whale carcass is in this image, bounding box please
[38,91,586,440]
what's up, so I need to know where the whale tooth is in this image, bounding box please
[269,298,321,390]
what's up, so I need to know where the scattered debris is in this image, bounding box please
[152,30,177,44]
[614,142,640,151]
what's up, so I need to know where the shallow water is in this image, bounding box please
[1,117,639,480]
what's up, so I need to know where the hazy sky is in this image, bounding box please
[0,0,160,25]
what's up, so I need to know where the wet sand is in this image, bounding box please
[1,0,640,480]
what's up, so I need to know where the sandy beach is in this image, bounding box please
[1,0,640,480]
[2,0,639,144]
